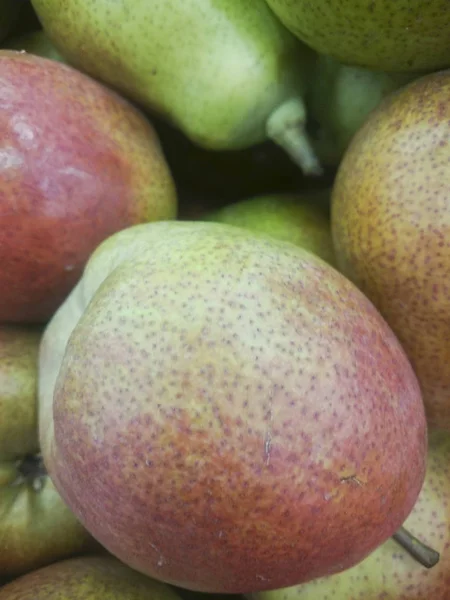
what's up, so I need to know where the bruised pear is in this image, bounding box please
[38,221,427,593]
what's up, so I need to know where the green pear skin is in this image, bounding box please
[38,221,426,593]
[202,190,336,266]
[0,326,41,460]
[4,30,67,63]
[30,0,322,174]
[331,70,450,431]
[307,55,417,166]
[0,325,95,578]
[0,555,183,599]
[252,430,450,599]
[264,0,450,72]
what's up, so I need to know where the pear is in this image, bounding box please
[263,0,450,72]
[0,50,176,323]
[30,0,322,175]
[306,55,417,166]
[331,69,450,431]
[251,430,450,599]
[0,325,96,579]
[0,555,184,599]
[38,220,427,593]
[4,30,67,63]
[201,190,336,266]
[0,1,19,43]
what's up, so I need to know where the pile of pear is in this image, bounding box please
[0,1,450,599]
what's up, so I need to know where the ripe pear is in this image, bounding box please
[0,50,176,323]
[38,220,427,593]
[0,555,184,599]
[331,70,450,431]
[306,55,417,166]
[251,429,450,599]
[4,30,67,63]
[201,190,335,266]
[263,0,450,72]
[30,0,322,175]
[0,325,97,579]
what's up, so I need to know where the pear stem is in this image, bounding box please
[266,97,323,177]
[392,526,440,568]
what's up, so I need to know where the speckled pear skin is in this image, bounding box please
[0,51,176,323]
[0,326,41,460]
[264,0,450,72]
[0,555,183,600]
[252,430,450,600]
[30,0,314,149]
[331,70,450,431]
[38,221,427,594]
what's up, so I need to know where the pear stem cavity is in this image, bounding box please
[266,98,323,177]
[11,453,47,491]
[392,526,440,568]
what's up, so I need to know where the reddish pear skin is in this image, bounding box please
[0,50,177,324]
[39,221,427,594]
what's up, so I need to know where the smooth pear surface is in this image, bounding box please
[39,221,427,593]
[252,430,450,599]
[0,50,176,323]
[202,191,335,266]
[264,0,450,72]
[0,326,41,460]
[30,0,316,160]
[0,325,95,578]
[307,55,417,166]
[332,70,450,431]
[0,555,183,600]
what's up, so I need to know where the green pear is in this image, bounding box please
[30,0,322,175]
[306,55,418,166]
[0,1,19,43]
[201,190,335,266]
[38,220,427,593]
[263,0,450,72]
[0,325,96,579]
[4,30,67,63]
[0,555,184,599]
[251,429,450,599]
[331,70,450,431]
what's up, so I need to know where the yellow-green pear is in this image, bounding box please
[263,0,450,72]
[306,55,417,167]
[30,0,322,175]
[251,429,450,599]
[202,190,335,266]
[0,325,96,579]
[0,555,184,599]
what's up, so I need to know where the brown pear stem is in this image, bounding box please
[392,526,440,568]
[266,97,323,177]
